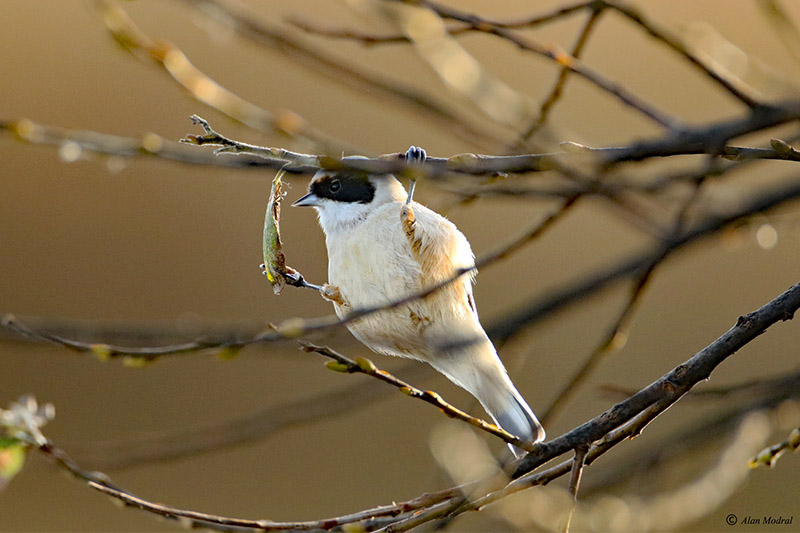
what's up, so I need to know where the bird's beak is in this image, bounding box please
[292,192,321,207]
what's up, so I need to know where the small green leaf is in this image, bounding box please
[274,318,306,339]
[770,138,793,155]
[122,356,153,368]
[0,444,26,489]
[789,428,800,450]
[446,152,479,169]
[216,345,243,361]
[263,169,289,295]
[0,437,20,448]
[341,522,367,533]
[325,361,351,373]
[89,343,112,362]
[355,357,377,373]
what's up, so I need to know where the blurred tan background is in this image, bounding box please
[2,1,800,531]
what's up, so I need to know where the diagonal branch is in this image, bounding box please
[564,445,589,533]
[515,5,606,146]
[96,0,355,153]
[183,0,497,149]
[605,0,762,108]
[512,280,800,477]
[300,342,533,451]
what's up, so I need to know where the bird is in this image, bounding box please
[292,147,544,455]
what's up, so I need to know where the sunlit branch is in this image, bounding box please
[515,6,605,147]
[512,280,800,478]
[300,343,533,451]
[301,1,680,131]
[0,118,299,170]
[372,278,800,530]
[183,0,498,149]
[95,0,355,153]
[605,0,762,108]
[590,370,800,494]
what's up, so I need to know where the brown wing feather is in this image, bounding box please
[401,203,477,320]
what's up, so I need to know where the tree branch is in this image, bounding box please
[183,0,498,149]
[300,343,534,452]
[96,0,355,153]
[512,280,800,477]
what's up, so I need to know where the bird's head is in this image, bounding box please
[293,169,406,233]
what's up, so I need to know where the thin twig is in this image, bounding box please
[184,0,497,149]
[601,368,800,402]
[95,0,355,153]
[564,445,589,533]
[605,0,762,108]
[749,425,800,469]
[299,343,535,452]
[181,115,320,168]
[515,5,606,146]
[329,0,680,130]
[288,1,595,46]
[394,0,596,30]
[512,281,800,478]
[0,118,307,170]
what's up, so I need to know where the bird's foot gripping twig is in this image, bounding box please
[401,145,425,252]
[404,145,426,205]
[260,264,322,291]
[321,283,348,307]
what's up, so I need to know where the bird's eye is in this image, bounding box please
[329,179,341,193]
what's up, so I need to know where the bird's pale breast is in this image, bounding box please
[325,202,477,361]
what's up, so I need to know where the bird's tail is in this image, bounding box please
[429,338,545,457]
[488,380,546,452]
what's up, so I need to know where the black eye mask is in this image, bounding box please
[311,173,376,204]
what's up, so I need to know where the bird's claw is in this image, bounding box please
[403,146,425,205]
[405,145,426,163]
[321,283,348,306]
